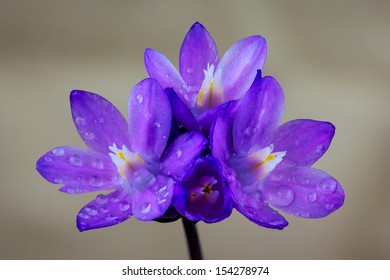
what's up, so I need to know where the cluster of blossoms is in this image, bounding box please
[36,22,344,231]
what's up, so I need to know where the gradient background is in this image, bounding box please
[1,0,389,259]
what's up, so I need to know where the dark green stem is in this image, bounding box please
[182,217,203,260]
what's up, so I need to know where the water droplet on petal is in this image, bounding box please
[302,178,310,185]
[69,155,82,166]
[52,148,64,156]
[95,117,104,124]
[318,178,337,194]
[154,121,161,128]
[84,131,95,140]
[302,211,310,218]
[85,205,97,216]
[244,127,251,135]
[111,175,123,185]
[292,168,301,175]
[99,206,109,213]
[75,116,86,125]
[110,196,119,203]
[89,176,103,187]
[184,94,190,101]
[186,67,193,73]
[75,188,82,193]
[307,192,317,203]
[155,185,167,195]
[44,156,53,162]
[161,191,170,198]
[157,198,167,205]
[175,149,182,158]
[54,178,63,184]
[294,140,300,146]
[136,94,143,103]
[96,194,108,204]
[78,210,89,219]
[67,188,75,194]
[294,211,300,217]
[325,202,335,210]
[246,207,256,217]
[188,85,197,92]
[268,185,295,207]
[92,160,104,169]
[106,213,118,222]
[119,201,130,211]
[140,202,152,214]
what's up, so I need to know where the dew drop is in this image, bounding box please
[294,211,300,217]
[186,67,193,73]
[111,175,123,185]
[161,191,170,198]
[78,211,89,219]
[99,206,109,213]
[302,211,310,218]
[325,203,335,210]
[175,149,182,158]
[119,201,130,211]
[136,94,143,103]
[54,178,63,184]
[246,208,256,217]
[244,127,251,135]
[268,185,295,207]
[106,213,118,222]
[52,148,64,156]
[110,196,120,203]
[155,185,167,194]
[69,155,82,166]
[75,116,86,125]
[307,192,317,203]
[67,188,75,194]
[184,94,190,101]
[154,121,161,128]
[85,205,97,216]
[83,131,95,140]
[75,188,82,193]
[188,85,197,92]
[44,156,53,162]
[294,140,300,146]
[95,117,104,124]
[96,194,108,204]
[89,176,103,187]
[318,178,337,194]
[303,178,310,185]
[92,160,104,170]
[140,202,152,214]
[157,198,167,205]
[292,168,301,175]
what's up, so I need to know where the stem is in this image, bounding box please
[182,217,203,260]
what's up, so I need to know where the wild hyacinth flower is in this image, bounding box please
[36,78,206,231]
[211,72,345,229]
[144,22,267,131]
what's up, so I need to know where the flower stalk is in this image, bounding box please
[182,217,203,260]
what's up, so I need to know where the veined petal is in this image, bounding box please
[232,183,288,230]
[36,146,120,194]
[144,48,191,106]
[160,132,207,180]
[210,110,233,165]
[273,119,335,167]
[217,35,267,101]
[128,78,172,161]
[132,175,174,221]
[263,167,344,218]
[233,74,284,153]
[70,90,130,154]
[166,88,199,131]
[179,22,219,93]
[197,99,239,133]
[77,191,132,232]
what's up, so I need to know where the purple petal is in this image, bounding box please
[179,22,219,93]
[36,146,121,194]
[160,132,207,180]
[166,88,199,131]
[77,191,132,231]
[217,35,267,101]
[232,183,288,229]
[263,167,344,218]
[128,78,172,161]
[70,90,130,154]
[273,119,335,167]
[210,110,233,165]
[197,99,240,133]
[233,74,284,153]
[172,157,233,223]
[132,175,174,221]
[144,49,192,106]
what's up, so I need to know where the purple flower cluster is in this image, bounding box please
[36,22,344,231]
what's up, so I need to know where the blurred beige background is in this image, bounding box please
[1,0,389,259]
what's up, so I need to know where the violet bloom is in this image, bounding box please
[144,22,266,130]
[172,157,233,223]
[211,72,345,229]
[36,78,206,231]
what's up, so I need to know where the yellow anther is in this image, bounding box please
[265,154,276,162]
[203,184,212,195]
[197,88,204,105]
[117,151,125,160]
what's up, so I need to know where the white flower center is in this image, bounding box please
[196,64,224,110]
